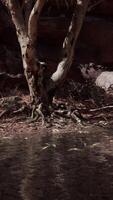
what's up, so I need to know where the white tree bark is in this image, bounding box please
[6,0,46,103]
[47,0,89,91]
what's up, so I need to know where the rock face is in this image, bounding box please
[0,1,113,77]
[95,72,113,91]
[80,64,113,91]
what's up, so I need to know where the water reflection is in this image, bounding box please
[0,126,113,200]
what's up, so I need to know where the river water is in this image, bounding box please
[0,124,113,200]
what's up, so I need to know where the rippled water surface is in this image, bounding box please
[0,125,113,200]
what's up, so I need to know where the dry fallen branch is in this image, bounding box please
[88,0,104,11]
[90,105,113,112]
[0,72,24,79]
[0,72,26,89]
[0,110,8,118]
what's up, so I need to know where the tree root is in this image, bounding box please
[0,110,8,119]
[0,105,28,119]
[13,105,26,114]
[28,103,45,125]
[70,111,82,124]
[52,106,85,125]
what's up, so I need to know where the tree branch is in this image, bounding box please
[28,0,45,43]
[47,0,89,91]
[6,0,26,40]
[24,0,45,67]
[88,0,104,11]
[24,0,33,28]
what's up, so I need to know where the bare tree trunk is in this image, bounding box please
[5,0,89,119]
[21,0,46,106]
[6,0,46,103]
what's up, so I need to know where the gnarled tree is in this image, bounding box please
[3,0,90,121]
